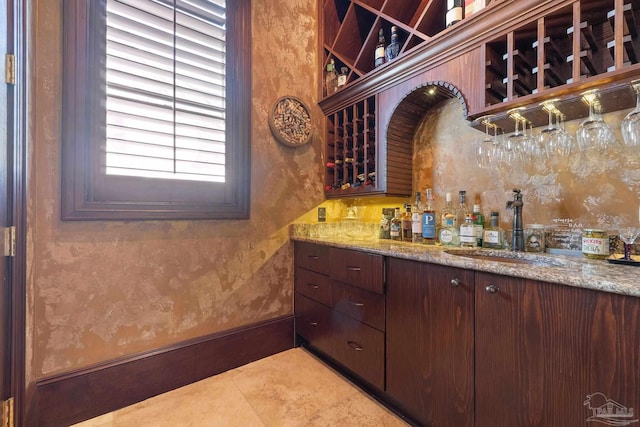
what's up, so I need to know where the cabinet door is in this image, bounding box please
[386,258,475,427]
[475,272,640,427]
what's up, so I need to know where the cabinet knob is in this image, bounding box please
[485,284,499,293]
[308,255,319,260]
[308,321,318,327]
[346,266,361,271]
[349,301,365,307]
[306,283,319,289]
[450,278,461,287]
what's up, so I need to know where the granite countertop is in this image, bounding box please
[291,224,640,298]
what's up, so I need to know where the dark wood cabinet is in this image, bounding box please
[475,271,640,427]
[386,257,475,427]
[295,243,640,426]
[294,242,386,390]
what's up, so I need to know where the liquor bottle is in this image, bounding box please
[385,25,400,62]
[411,192,423,243]
[472,204,485,247]
[422,188,437,244]
[439,214,460,247]
[402,203,413,241]
[441,192,456,228]
[337,67,348,89]
[446,0,463,27]
[390,207,402,241]
[374,28,386,67]
[460,214,478,248]
[455,190,468,230]
[325,59,337,95]
[483,211,506,249]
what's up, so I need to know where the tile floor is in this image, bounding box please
[71,348,410,427]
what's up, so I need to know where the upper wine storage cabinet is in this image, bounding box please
[484,0,640,108]
[321,0,461,97]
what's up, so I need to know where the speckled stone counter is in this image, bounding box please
[291,224,640,298]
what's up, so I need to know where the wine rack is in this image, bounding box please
[484,0,640,109]
[321,0,480,98]
[325,96,377,197]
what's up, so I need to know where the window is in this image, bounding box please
[61,0,251,220]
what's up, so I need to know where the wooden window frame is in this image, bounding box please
[61,0,251,220]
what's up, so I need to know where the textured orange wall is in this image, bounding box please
[28,0,323,379]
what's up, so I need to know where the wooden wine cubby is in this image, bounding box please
[325,96,378,197]
[478,0,640,131]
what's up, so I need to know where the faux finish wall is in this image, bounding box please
[412,99,640,231]
[29,0,323,379]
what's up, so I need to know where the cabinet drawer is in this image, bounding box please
[295,267,331,306]
[332,310,385,390]
[329,247,384,294]
[331,280,385,331]
[294,293,333,355]
[295,242,329,274]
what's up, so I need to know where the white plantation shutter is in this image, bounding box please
[105,0,227,183]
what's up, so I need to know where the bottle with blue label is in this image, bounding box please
[422,188,437,244]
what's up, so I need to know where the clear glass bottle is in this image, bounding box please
[412,192,423,243]
[441,192,456,229]
[374,28,385,67]
[472,204,485,247]
[439,214,460,247]
[455,190,468,231]
[402,203,413,241]
[460,214,477,248]
[483,211,506,249]
[385,25,400,62]
[422,188,437,245]
[337,67,348,89]
[325,59,337,95]
[446,0,463,27]
[390,207,402,241]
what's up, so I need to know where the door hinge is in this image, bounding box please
[5,54,15,85]
[1,397,14,427]
[3,227,15,257]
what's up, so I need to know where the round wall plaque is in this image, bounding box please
[268,96,313,147]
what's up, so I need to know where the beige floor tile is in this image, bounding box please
[228,348,361,426]
[70,412,114,427]
[305,392,411,426]
[112,372,264,427]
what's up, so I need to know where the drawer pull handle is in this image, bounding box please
[347,340,363,351]
[485,284,499,293]
[306,283,319,289]
[450,278,461,287]
[346,266,361,271]
[349,301,365,307]
[308,321,318,326]
[308,255,319,260]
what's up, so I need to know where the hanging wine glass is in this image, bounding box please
[539,99,561,158]
[576,90,618,152]
[621,79,640,148]
[475,115,495,169]
[554,111,575,157]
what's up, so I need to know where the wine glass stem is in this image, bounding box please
[624,243,632,260]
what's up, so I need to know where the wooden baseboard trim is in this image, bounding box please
[31,315,294,427]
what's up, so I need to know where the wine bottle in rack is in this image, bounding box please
[374,28,385,67]
[446,0,463,28]
[325,58,337,95]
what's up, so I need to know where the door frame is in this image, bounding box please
[6,0,27,425]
